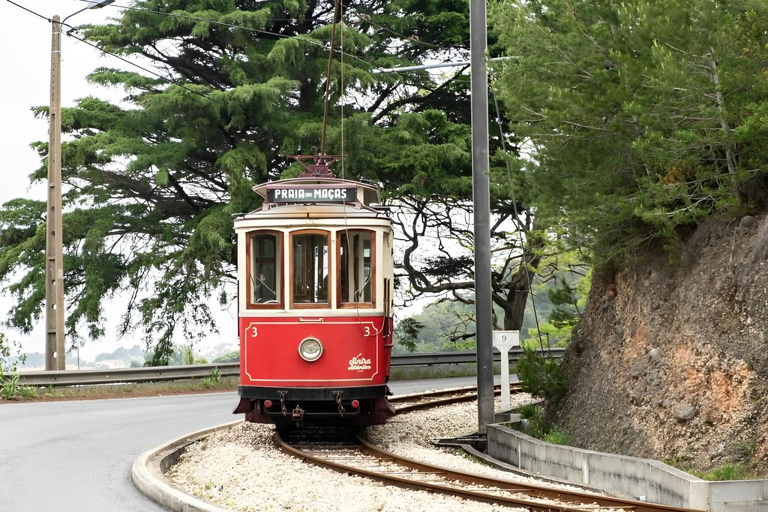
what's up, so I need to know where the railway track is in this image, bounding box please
[275,387,702,512]
[387,383,524,413]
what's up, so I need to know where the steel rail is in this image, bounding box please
[276,433,590,512]
[390,383,524,413]
[276,430,702,512]
[16,349,565,387]
[275,390,703,512]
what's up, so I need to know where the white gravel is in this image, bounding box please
[166,395,598,511]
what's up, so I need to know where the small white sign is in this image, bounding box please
[493,330,520,411]
[493,330,520,348]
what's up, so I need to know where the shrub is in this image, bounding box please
[544,428,572,445]
[0,331,25,400]
[202,367,222,388]
[692,463,752,481]
[517,345,568,402]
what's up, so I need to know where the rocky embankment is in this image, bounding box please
[556,213,768,474]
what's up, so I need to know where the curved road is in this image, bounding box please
[0,377,488,511]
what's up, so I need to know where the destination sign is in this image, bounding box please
[267,187,356,203]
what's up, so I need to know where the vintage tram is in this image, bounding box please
[233,158,395,426]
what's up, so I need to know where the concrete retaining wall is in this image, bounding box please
[486,424,768,511]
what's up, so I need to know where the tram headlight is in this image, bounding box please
[298,337,323,362]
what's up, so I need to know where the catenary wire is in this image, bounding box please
[6,0,214,101]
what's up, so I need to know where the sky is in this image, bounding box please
[0,0,238,361]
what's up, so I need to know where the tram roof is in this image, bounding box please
[234,202,392,226]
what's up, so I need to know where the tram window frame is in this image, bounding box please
[290,230,331,309]
[337,229,376,309]
[246,230,283,309]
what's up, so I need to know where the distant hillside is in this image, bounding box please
[95,345,146,364]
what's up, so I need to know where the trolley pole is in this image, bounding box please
[470,0,494,433]
[45,15,65,371]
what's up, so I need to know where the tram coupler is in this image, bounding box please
[279,391,288,416]
[334,391,345,417]
[292,405,305,421]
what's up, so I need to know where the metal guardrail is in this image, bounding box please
[17,363,241,387]
[16,348,565,387]
[391,347,565,367]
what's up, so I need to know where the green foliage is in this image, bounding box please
[491,0,768,265]
[202,367,222,388]
[518,403,572,445]
[180,346,195,365]
[395,317,424,353]
[0,331,27,400]
[524,265,591,349]
[1,0,493,358]
[146,344,207,366]
[0,366,21,400]
[517,346,568,402]
[518,404,548,439]
[691,463,752,481]
[543,428,572,446]
[18,386,37,399]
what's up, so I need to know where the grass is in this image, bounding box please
[543,428,571,446]
[690,463,753,481]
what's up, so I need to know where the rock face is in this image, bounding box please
[556,213,768,473]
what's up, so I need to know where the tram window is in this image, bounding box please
[292,232,330,306]
[249,232,281,305]
[339,231,374,306]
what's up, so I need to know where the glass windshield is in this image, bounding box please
[340,231,373,304]
[292,233,329,305]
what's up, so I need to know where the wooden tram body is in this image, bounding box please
[233,169,394,426]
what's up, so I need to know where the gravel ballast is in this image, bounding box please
[166,396,595,511]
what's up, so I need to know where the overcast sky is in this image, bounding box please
[1,0,237,360]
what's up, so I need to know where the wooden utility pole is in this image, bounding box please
[45,15,65,371]
[43,2,116,371]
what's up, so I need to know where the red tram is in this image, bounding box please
[233,159,395,426]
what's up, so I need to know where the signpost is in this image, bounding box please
[266,186,356,203]
[493,330,520,410]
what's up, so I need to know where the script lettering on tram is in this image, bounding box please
[267,187,356,203]
[348,353,372,372]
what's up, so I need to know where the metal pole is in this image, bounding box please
[45,15,65,371]
[470,0,494,433]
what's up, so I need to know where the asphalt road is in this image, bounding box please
[0,377,498,512]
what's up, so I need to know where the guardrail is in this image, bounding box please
[16,348,565,387]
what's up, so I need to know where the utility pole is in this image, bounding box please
[45,15,65,371]
[370,2,496,433]
[44,0,116,371]
[469,0,495,433]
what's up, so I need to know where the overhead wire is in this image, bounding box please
[6,0,213,101]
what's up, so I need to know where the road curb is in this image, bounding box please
[131,420,243,512]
